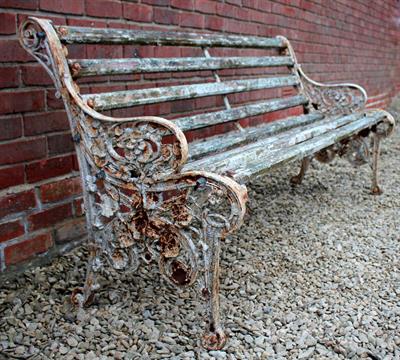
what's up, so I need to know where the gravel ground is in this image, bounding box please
[1,112,400,359]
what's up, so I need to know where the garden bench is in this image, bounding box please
[19,17,395,350]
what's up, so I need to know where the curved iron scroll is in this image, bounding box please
[277,35,367,117]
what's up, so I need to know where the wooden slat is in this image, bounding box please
[57,26,286,48]
[183,111,385,182]
[188,113,323,160]
[69,56,294,77]
[83,75,300,110]
[175,95,308,132]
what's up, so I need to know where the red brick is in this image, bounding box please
[4,233,53,266]
[24,111,69,136]
[21,64,53,86]
[0,39,32,62]
[142,0,169,5]
[0,190,36,218]
[47,133,74,156]
[28,203,72,231]
[86,0,122,18]
[17,13,66,27]
[0,0,38,9]
[153,8,180,25]
[26,155,74,183]
[73,197,84,216]
[40,177,82,203]
[0,220,24,243]
[72,154,80,171]
[195,0,217,14]
[46,88,64,110]
[123,3,152,22]
[40,0,84,14]
[0,138,46,165]
[0,115,23,141]
[0,165,25,190]
[0,13,16,34]
[0,90,45,115]
[86,44,123,59]
[180,12,205,29]
[67,18,107,27]
[171,0,194,10]
[54,218,86,244]
[205,16,225,31]
[0,67,19,88]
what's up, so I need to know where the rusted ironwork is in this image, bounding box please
[278,36,395,191]
[19,17,395,350]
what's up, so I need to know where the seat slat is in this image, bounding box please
[175,95,309,132]
[183,111,385,182]
[70,56,294,77]
[188,113,323,160]
[83,75,299,110]
[56,26,285,48]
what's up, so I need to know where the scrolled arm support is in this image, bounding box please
[371,109,396,138]
[297,67,367,116]
[276,36,367,117]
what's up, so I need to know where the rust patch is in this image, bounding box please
[87,98,95,108]
[71,62,82,77]
[201,287,210,299]
[159,227,180,258]
[57,26,69,37]
[170,260,191,286]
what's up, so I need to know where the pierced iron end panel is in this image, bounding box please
[298,68,368,116]
[313,110,396,168]
[84,166,247,287]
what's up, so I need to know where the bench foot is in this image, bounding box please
[290,157,311,185]
[371,133,382,195]
[371,185,382,195]
[202,328,227,350]
[71,245,101,307]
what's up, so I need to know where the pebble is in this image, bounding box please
[67,337,78,347]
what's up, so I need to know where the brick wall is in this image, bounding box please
[1,0,400,274]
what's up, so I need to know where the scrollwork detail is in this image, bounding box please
[298,67,367,116]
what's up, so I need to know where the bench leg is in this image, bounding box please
[290,157,311,185]
[154,172,247,350]
[371,133,382,195]
[201,226,226,350]
[71,242,101,307]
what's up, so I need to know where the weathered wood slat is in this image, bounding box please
[175,95,308,132]
[69,56,294,77]
[83,75,299,110]
[57,26,286,48]
[188,113,323,160]
[186,112,366,169]
[183,112,385,181]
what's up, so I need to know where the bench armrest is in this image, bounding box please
[276,36,367,117]
[298,66,367,116]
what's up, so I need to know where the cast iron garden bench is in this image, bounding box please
[19,17,395,350]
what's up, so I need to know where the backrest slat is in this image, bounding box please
[83,75,299,111]
[70,56,294,77]
[175,95,308,132]
[56,26,286,48]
